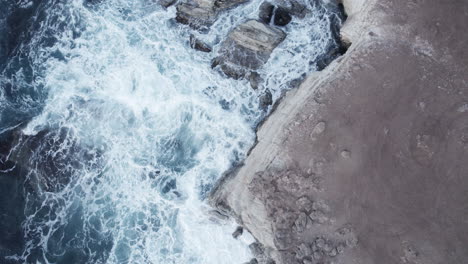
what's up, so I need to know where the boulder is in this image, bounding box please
[175,1,217,30]
[213,20,286,79]
[273,7,292,26]
[176,0,248,29]
[232,226,243,238]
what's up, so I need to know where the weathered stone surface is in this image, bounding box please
[175,0,248,29]
[209,0,468,263]
[213,20,286,78]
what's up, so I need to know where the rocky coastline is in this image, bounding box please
[209,0,468,263]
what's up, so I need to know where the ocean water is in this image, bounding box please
[0,0,344,263]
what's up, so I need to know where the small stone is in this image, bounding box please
[232,226,243,238]
[259,2,275,23]
[274,7,292,26]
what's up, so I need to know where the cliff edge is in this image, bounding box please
[210,0,468,263]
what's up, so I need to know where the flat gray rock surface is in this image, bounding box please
[210,0,468,263]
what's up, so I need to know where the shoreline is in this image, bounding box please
[209,0,468,263]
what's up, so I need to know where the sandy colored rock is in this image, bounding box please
[210,0,468,263]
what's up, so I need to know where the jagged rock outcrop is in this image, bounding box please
[212,20,286,79]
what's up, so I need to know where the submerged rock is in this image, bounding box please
[213,20,286,79]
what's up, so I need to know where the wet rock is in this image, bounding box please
[249,242,265,257]
[175,2,217,30]
[248,72,262,90]
[189,34,212,52]
[213,20,286,79]
[259,2,275,23]
[214,0,248,10]
[259,89,273,110]
[287,0,308,18]
[244,259,258,264]
[232,226,244,238]
[176,0,248,29]
[273,7,292,26]
[276,0,308,18]
[158,0,177,8]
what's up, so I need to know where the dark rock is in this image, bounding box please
[214,0,249,10]
[214,20,286,79]
[232,226,243,238]
[243,259,258,264]
[274,7,292,26]
[249,242,265,257]
[248,72,262,90]
[158,0,177,8]
[175,3,217,30]
[259,89,273,110]
[288,0,308,18]
[259,2,275,24]
[189,34,212,52]
[176,0,248,30]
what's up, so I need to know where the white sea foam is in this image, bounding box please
[14,0,341,263]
